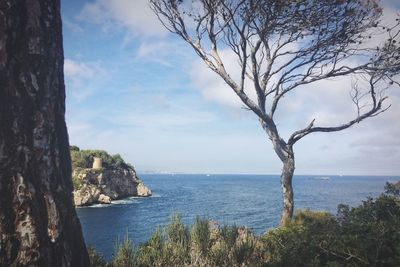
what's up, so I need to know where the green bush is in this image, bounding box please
[88,246,107,267]
[72,174,84,189]
[191,216,211,260]
[111,235,137,267]
[231,230,256,266]
[137,228,168,267]
[165,214,191,266]
[261,191,400,267]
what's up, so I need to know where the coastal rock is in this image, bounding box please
[73,185,101,206]
[98,194,111,204]
[72,167,151,206]
[136,182,152,197]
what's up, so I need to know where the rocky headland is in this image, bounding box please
[70,146,151,206]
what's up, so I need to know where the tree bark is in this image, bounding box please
[280,154,295,226]
[0,1,89,266]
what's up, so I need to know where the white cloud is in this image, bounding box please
[79,0,166,37]
[135,40,189,66]
[64,59,96,77]
[106,109,216,130]
[64,59,108,100]
[63,18,84,33]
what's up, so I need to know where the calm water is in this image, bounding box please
[76,174,397,259]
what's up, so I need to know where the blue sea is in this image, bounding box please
[76,174,397,260]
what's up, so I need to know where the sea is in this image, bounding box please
[76,174,398,260]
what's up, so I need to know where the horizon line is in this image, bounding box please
[136,171,400,177]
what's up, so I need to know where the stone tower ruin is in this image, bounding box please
[92,157,102,169]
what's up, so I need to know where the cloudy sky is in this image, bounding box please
[61,0,400,175]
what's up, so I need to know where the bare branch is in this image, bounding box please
[288,74,391,146]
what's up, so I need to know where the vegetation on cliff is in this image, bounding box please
[70,146,134,171]
[89,183,400,266]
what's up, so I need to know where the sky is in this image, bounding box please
[61,0,400,176]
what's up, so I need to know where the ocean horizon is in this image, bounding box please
[76,174,399,260]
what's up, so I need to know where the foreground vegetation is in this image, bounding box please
[89,184,400,266]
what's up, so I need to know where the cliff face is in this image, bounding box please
[73,168,151,206]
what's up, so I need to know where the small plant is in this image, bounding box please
[219,224,238,248]
[190,216,211,265]
[72,176,84,190]
[231,230,256,266]
[87,246,107,267]
[111,235,137,267]
[165,214,191,266]
[137,228,168,267]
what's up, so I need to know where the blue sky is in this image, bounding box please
[61,0,400,175]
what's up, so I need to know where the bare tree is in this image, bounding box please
[0,0,89,266]
[150,0,400,225]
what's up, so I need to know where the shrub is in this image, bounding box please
[261,193,400,267]
[70,145,80,151]
[231,229,256,266]
[137,228,168,267]
[190,216,211,265]
[111,235,137,267]
[88,246,107,267]
[72,175,84,189]
[332,193,400,266]
[165,214,191,266]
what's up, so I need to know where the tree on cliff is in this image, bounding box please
[150,0,400,225]
[0,1,89,266]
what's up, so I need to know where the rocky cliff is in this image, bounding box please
[73,167,151,206]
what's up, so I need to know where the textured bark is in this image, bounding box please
[0,1,89,266]
[279,155,295,226]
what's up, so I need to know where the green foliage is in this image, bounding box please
[219,224,238,248]
[262,193,400,267]
[72,174,84,189]
[137,228,168,267]
[231,232,256,266]
[334,193,400,266]
[111,235,137,267]
[70,146,133,170]
[165,214,191,266]
[88,246,107,267]
[262,210,338,267]
[385,181,400,196]
[190,216,211,259]
[70,145,80,151]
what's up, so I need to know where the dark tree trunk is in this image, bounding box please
[280,154,295,226]
[0,1,89,266]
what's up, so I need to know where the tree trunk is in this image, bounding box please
[280,155,295,226]
[260,120,296,226]
[0,1,89,266]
